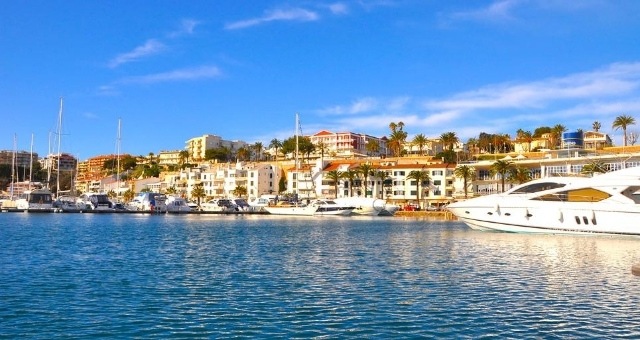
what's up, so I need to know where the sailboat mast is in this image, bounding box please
[116,118,121,197]
[29,133,33,191]
[10,134,16,199]
[56,97,63,197]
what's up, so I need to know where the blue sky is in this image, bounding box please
[2,0,640,159]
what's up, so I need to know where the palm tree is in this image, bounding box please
[123,189,135,202]
[342,169,359,197]
[581,161,608,175]
[412,134,428,156]
[406,170,431,204]
[178,150,190,169]
[592,121,601,132]
[233,185,247,198]
[440,132,459,151]
[316,141,327,164]
[508,166,531,185]
[357,163,374,197]
[365,139,380,157]
[269,138,282,161]
[324,170,343,198]
[373,170,389,198]
[165,186,177,195]
[388,121,407,157]
[612,114,636,147]
[236,147,250,161]
[454,165,475,198]
[551,124,566,149]
[191,182,206,208]
[253,142,263,161]
[490,159,514,193]
[521,131,533,152]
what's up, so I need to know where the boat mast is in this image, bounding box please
[295,113,299,202]
[10,134,16,199]
[29,133,33,191]
[56,97,63,197]
[116,118,121,199]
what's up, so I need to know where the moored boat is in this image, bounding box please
[15,188,55,212]
[333,197,399,216]
[310,199,354,216]
[447,166,640,236]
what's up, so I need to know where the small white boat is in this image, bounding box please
[15,189,55,212]
[127,192,167,213]
[263,199,318,216]
[165,196,192,214]
[78,193,114,211]
[54,195,87,212]
[333,197,399,216]
[200,198,237,212]
[447,166,640,236]
[310,199,354,216]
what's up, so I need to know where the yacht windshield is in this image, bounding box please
[511,182,566,194]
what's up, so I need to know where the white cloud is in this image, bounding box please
[328,3,349,15]
[313,62,640,141]
[118,66,222,84]
[108,39,166,68]
[225,8,319,30]
[449,0,522,22]
[168,19,200,38]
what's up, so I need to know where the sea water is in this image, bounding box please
[1,213,640,339]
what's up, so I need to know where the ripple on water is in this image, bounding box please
[1,215,640,338]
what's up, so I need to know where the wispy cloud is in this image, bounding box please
[168,19,200,38]
[117,65,222,84]
[328,3,349,15]
[314,62,640,139]
[448,0,522,23]
[225,8,319,30]
[108,39,166,68]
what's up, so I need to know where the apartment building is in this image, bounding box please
[308,130,388,158]
[0,150,39,167]
[185,134,248,161]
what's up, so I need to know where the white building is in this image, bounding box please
[185,134,248,162]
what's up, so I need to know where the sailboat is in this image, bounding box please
[264,113,318,216]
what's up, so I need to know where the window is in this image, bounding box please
[535,188,610,202]
[432,170,443,176]
[512,182,566,194]
[434,180,441,185]
[394,171,405,176]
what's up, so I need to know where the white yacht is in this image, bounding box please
[165,196,192,214]
[78,193,114,211]
[333,197,399,216]
[127,192,168,213]
[447,166,640,236]
[200,198,237,212]
[15,189,55,212]
[310,199,355,216]
[263,201,318,216]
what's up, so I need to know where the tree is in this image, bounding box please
[406,170,431,204]
[205,147,231,162]
[324,170,343,198]
[342,169,359,197]
[316,141,327,164]
[490,159,514,193]
[365,139,380,157]
[233,185,247,198]
[508,166,531,185]
[236,147,251,161]
[107,190,116,199]
[252,142,263,161]
[123,189,135,202]
[387,121,407,157]
[373,170,390,199]
[269,138,282,161]
[412,134,428,156]
[551,124,566,149]
[191,183,206,207]
[165,186,177,195]
[592,121,601,132]
[357,163,374,197]
[440,131,459,151]
[612,114,636,147]
[581,161,608,175]
[454,165,475,198]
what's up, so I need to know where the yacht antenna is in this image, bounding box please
[56,97,63,197]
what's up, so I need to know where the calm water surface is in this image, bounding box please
[1,213,640,339]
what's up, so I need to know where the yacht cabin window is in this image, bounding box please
[511,182,566,194]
